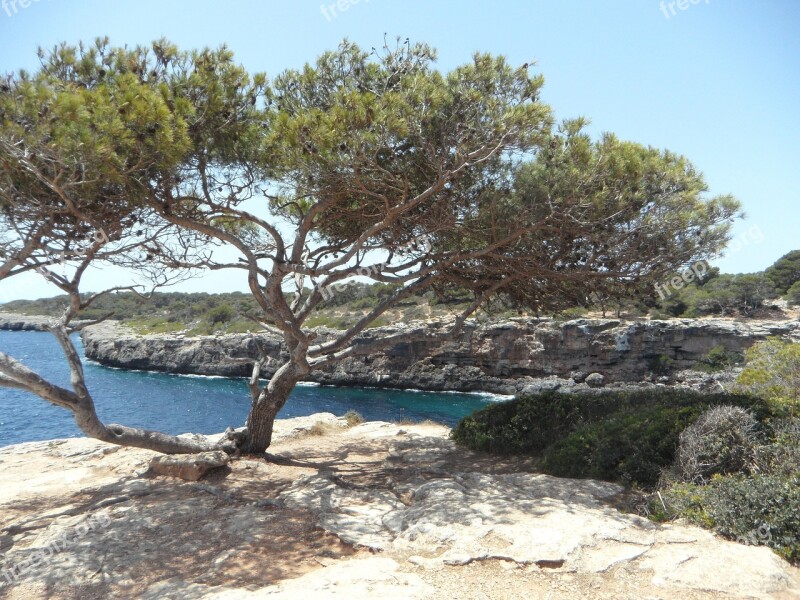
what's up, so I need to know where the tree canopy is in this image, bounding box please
[766,250,800,296]
[0,38,741,454]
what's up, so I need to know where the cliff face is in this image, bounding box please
[77,317,800,394]
[0,314,58,331]
[0,314,95,331]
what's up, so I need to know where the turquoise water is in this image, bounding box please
[0,331,505,447]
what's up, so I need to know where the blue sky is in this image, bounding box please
[0,0,798,299]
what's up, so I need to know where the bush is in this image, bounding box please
[736,338,800,417]
[205,303,235,325]
[766,250,800,295]
[688,273,777,317]
[654,414,800,563]
[539,404,710,486]
[787,281,800,306]
[756,418,800,476]
[365,316,391,329]
[658,474,800,564]
[451,391,588,455]
[692,345,743,373]
[451,390,769,486]
[648,354,675,375]
[670,405,759,484]
[344,410,364,427]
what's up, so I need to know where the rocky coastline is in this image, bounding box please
[0,313,61,332]
[4,312,798,395]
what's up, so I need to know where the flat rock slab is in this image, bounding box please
[149,451,230,481]
[281,433,800,599]
[142,557,434,599]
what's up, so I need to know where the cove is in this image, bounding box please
[0,331,505,447]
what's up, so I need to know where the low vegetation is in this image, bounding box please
[0,286,497,335]
[343,410,365,427]
[650,250,800,319]
[452,337,800,563]
[735,339,800,417]
[765,250,800,296]
[656,473,800,563]
[450,389,769,486]
[4,284,516,332]
[652,339,800,563]
[667,405,760,484]
[5,247,799,331]
[691,345,744,373]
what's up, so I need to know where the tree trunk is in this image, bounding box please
[240,363,300,454]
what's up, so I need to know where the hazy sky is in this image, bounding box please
[1,0,798,300]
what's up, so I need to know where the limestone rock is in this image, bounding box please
[585,372,605,387]
[149,451,229,481]
[280,433,800,599]
[72,316,800,393]
[142,557,434,599]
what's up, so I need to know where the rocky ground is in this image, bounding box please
[0,414,797,599]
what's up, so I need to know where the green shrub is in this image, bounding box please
[344,410,365,427]
[736,339,800,417]
[451,390,769,486]
[692,345,743,373]
[766,250,800,295]
[224,319,254,333]
[648,354,675,375]
[540,404,721,486]
[787,281,800,306]
[365,316,391,329]
[692,273,777,316]
[658,474,800,564]
[128,318,185,334]
[206,303,234,325]
[552,306,589,321]
[756,418,800,476]
[451,391,594,455]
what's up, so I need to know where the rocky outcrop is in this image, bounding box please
[0,313,57,331]
[3,311,798,393]
[0,417,797,599]
[285,427,799,599]
[148,451,230,481]
[0,313,93,332]
[77,317,800,394]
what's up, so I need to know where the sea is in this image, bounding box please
[0,330,508,447]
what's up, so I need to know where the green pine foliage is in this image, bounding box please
[766,250,800,295]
